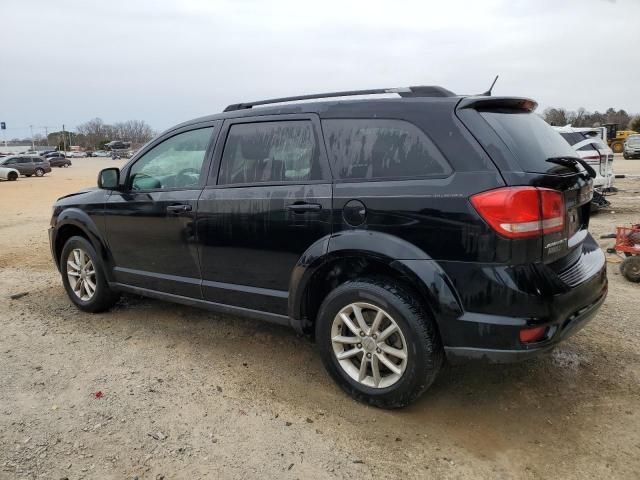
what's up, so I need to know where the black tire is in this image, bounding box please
[60,236,120,312]
[623,154,629,159]
[35,168,45,177]
[620,256,640,282]
[8,172,18,181]
[315,277,443,409]
[25,174,32,177]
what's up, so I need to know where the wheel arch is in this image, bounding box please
[288,231,463,339]
[53,209,113,281]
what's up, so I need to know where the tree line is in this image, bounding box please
[543,107,640,131]
[5,118,156,151]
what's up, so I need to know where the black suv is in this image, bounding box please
[49,86,607,408]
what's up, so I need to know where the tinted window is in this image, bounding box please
[18,157,32,164]
[129,127,213,190]
[218,121,320,185]
[480,111,578,173]
[322,119,450,180]
[577,143,597,152]
[559,132,583,146]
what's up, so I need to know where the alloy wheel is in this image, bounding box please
[331,302,408,389]
[66,248,97,301]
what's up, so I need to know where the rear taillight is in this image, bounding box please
[582,154,600,164]
[470,187,565,239]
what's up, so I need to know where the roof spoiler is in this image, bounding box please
[456,96,538,112]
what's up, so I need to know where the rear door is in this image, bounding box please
[458,101,593,263]
[17,157,35,175]
[197,114,333,315]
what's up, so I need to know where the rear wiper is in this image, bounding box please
[546,157,596,179]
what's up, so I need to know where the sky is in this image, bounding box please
[1,0,638,139]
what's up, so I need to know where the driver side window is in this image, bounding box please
[129,127,213,190]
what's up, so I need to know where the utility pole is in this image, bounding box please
[30,125,35,151]
[62,124,66,152]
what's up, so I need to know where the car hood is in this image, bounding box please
[56,187,100,201]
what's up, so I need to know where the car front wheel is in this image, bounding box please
[35,168,45,177]
[316,277,443,409]
[60,236,119,312]
[8,172,18,181]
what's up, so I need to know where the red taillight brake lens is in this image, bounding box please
[470,187,565,239]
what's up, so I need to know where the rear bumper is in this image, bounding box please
[445,289,606,363]
[437,233,607,363]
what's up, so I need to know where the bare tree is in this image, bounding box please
[76,118,111,149]
[111,120,155,146]
[543,108,570,126]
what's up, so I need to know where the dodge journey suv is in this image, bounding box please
[49,86,607,408]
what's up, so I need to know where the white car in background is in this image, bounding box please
[554,126,615,190]
[0,165,20,181]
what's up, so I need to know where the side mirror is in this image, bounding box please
[98,167,120,190]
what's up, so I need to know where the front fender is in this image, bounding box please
[52,209,113,280]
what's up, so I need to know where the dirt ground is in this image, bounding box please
[1,157,639,480]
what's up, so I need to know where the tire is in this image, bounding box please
[25,174,32,177]
[611,142,624,154]
[620,256,640,282]
[60,236,120,312]
[315,277,443,409]
[35,168,44,177]
[623,154,629,159]
[8,172,18,181]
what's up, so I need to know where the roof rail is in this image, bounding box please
[223,86,456,112]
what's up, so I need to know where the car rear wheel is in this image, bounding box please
[8,172,18,181]
[60,236,120,312]
[35,168,45,177]
[315,277,443,409]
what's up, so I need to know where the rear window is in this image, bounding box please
[322,119,450,180]
[480,111,578,173]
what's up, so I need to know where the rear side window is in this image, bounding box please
[559,132,584,146]
[218,121,321,185]
[480,111,578,173]
[322,119,450,180]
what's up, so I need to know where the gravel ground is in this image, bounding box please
[1,157,639,479]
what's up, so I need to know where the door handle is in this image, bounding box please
[167,204,192,213]
[286,202,322,213]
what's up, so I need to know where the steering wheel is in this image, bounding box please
[131,172,161,190]
[176,168,200,186]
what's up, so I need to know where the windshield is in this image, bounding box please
[480,110,579,173]
[628,136,640,145]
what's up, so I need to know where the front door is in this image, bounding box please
[104,124,217,298]
[197,116,333,315]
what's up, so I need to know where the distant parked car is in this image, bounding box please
[65,151,85,158]
[49,157,72,168]
[623,134,640,159]
[44,152,66,159]
[0,165,19,181]
[38,150,58,157]
[0,155,52,177]
[92,150,110,157]
[555,126,615,191]
[85,151,94,157]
